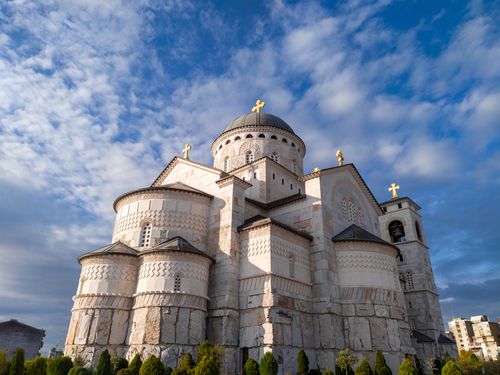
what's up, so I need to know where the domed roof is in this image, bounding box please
[223,112,295,134]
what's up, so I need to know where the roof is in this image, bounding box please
[79,241,138,261]
[0,319,45,334]
[411,330,435,343]
[238,215,313,241]
[332,224,401,257]
[379,196,422,210]
[246,193,306,210]
[438,333,456,344]
[140,236,215,262]
[223,112,295,134]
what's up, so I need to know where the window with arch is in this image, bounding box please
[291,142,295,147]
[258,134,265,138]
[245,151,254,164]
[271,152,279,162]
[223,157,231,172]
[415,221,423,242]
[271,135,277,140]
[234,136,241,141]
[225,139,231,144]
[218,144,222,150]
[246,134,253,138]
[282,138,287,143]
[288,254,295,278]
[174,273,181,292]
[140,223,152,247]
[291,160,297,174]
[388,220,406,243]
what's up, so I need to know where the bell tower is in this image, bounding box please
[378,194,445,342]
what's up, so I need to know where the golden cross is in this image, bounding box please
[336,149,344,166]
[182,143,191,159]
[313,167,321,173]
[388,183,400,199]
[252,99,266,113]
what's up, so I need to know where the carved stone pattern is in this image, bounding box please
[72,294,134,310]
[239,274,312,299]
[342,198,364,227]
[81,264,137,281]
[271,237,309,265]
[240,237,270,258]
[337,253,394,271]
[133,292,207,310]
[339,286,405,306]
[138,261,208,281]
[238,141,261,157]
[113,210,207,238]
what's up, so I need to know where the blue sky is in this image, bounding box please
[0,0,499,352]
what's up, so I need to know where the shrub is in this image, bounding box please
[95,350,112,375]
[9,348,24,375]
[298,350,309,375]
[336,349,358,375]
[47,356,73,375]
[195,341,221,365]
[336,364,354,375]
[375,352,391,375]
[111,356,128,375]
[324,370,335,375]
[398,359,418,375]
[139,355,165,375]
[128,354,142,375]
[178,353,195,371]
[355,358,372,375]
[0,352,8,375]
[72,357,85,369]
[379,368,392,375]
[193,355,219,375]
[25,356,47,375]
[116,369,131,375]
[260,353,278,375]
[243,358,259,375]
[441,361,463,375]
[165,367,172,375]
[68,368,92,375]
[308,370,322,375]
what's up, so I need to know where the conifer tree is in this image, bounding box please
[139,356,165,375]
[9,349,24,375]
[111,356,128,375]
[336,349,357,375]
[0,352,8,375]
[398,359,418,375]
[259,352,278,375]
[128,354,142,375]
[243,358,259,375]
[95,349,112,375]
[193,355,219,375]
[375,351,391,375]
[354,358,372,375]
[297,350,309,375]
[441,361,463,375]
[25,356,47,375]
[47,356,73,375]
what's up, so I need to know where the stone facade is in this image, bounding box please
[0,320,45,359]
[65,111,454,373]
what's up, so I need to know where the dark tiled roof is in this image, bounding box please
[246,193,306,210]
[141,236,215,262]
[0,319,44,334]
[438,333,456,344]
[79,241,138,261]
[411,330,435,343]
[223,112,295,134]
[332,224,401,256]
[379,196,421,210]
[238,215,313,241]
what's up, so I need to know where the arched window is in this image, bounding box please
[139,223,152,247]
[234,136,241,141]
[271,152,279,162]
[258,134,265,138]
[218,144,222,150]
[246,134,253,138]
[291,160,297,174]
[174,273,181,292]
[224,157,231,172]
[289,254,295,278]
[291,142,295,147]
[225,139,230,144]
[271,135,277,140]
[388,220,406,243]
[415,221,423,242]
[245,151,254,164]
[282,138,287,143]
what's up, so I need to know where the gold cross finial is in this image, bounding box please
[182,143,192,159]
[313,167,321,173]
[252,99,266,113]
[388,183,400,199]
[336,149,344,166]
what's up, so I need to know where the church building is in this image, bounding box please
[64,101,455,373]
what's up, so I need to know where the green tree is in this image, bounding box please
[47,356,73,375]
[95,350,112,375]
[456,351,482,375]
[178,353,195,371]
[25,356,47,375]
[355,358,373,375]
[0,352,8,375]
[193,355,219,375]
[425,358,441,375]
[139,355,165,375]
[375,352,391,375]
[111,356,128,375]
[336,364,354,375]
[324,370,335,375]
[260,352,278,375]
[9,348,24,375]
[195,341,221,365]
[297,350,309,375]
[243,358,259,375]
[165,367,172,375]
[337,349,358,375]
[68,368,92,375]
[128,354,142,375]
[116,369,131,375]
[398,359,418,375]
[72,357,85,369]
[441,361,463,375]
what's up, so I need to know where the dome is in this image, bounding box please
[223,112,295,134]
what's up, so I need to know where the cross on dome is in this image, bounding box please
[182,144,192,159]
[389,183,400,199]
[252,99,266,113]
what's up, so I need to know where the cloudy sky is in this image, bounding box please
[0,0,499,352]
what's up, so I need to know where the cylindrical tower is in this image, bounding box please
[126,237,214,368]
[64,242,138,364]
[211,112,306,175]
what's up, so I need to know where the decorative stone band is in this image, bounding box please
[339,286,405,307]
[71,294,134,311]
[132,292,208,311]
[239,274,312,300]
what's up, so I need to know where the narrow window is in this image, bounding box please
[388,220,406,243]
[235,136,241,140]
[258,134,265,138]
[271,152,279,162]
[289,254,295,278]
[298,188,301,194]
[139,223,152,247]
[290,184,293,190]
[398,203,402,209]
[383,207,387,213]
[291,160,297,174]
[291,142,295,147]
[246,134,253,138]
[253,172,257,179]
[271,135,277,140]
[245,152,254,164]
[415,221,423,241]
[225,139,230,144]
[272,173,275,180]
[218,144,222,150]
[224,157,231,172]
[281,178,284,185]
[174,274,181,292]
[282,138,287,143]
